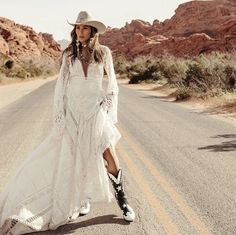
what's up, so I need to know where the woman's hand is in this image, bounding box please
[99,93,113,111]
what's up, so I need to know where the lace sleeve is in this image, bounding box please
[103,46,119,124]
[51,51,70,139]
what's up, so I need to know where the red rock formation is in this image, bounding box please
[100,0,236,59]
[0,16,61,66]
[161,0,236,37]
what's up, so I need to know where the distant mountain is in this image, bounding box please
[57,39,70,50]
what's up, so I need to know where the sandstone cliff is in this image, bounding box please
[0,16,61,69]
[100,0,236,59]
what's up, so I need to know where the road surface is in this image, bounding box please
[0,79,235,235]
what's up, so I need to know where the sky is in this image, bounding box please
[0,0,190,41]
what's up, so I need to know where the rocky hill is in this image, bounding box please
[100,0,236,59]
[0,16,61,70]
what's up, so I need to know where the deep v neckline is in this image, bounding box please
[78,58,92,79]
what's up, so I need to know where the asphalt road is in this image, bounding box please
[0,79,235,235]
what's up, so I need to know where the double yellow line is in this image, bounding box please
[116,124,213,235]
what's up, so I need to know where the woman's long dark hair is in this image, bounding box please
[62,25,105,66]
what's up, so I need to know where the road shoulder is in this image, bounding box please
[117,78,236,126]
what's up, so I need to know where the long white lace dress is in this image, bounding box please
[0,45,121,234]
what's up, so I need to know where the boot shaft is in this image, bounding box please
[107,169,128,209]
[107,168,136,222]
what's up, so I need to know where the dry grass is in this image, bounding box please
[114,51,236,101]
[0,55,59,85]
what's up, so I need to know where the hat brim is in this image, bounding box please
[66,19,106,34]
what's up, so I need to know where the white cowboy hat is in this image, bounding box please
[67,11,107,34]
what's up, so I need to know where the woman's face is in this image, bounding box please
[76,24,92,45]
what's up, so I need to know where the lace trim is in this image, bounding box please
[1,205,52,234]
[52,51,71,139]
[102,46,119,124]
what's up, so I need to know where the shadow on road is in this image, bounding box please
[30,214,130,234]
[198,134,236,152]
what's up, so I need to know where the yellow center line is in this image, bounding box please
[118,124,213,235]
[117,144,181,235]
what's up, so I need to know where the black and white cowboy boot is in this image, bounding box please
[107,169,135,222]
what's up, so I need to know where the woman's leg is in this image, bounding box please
[102,145,135,222]
[103,146,120,176]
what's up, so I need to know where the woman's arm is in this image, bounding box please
[103,46,119,124]
[52,51,70,138]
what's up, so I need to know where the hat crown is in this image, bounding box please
[67,11,106,34]
[76,11,93,23]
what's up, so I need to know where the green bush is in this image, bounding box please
[124,54,188,85]
[223,65,236,91]
[127,56,164,84]
[182,52,236,96]
[114,55,128,75]
[122,50,236,99]
[155,56,188,85]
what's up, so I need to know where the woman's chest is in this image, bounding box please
[69,59,104,80]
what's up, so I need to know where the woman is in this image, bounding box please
[0,11,135,235]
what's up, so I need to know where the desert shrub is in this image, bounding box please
[223,65,236,91]
[184,62,208,90]
[125,54,188,85]
[10,66,29,79]
[127,56,164,84]
[115,50,236,99]
[24,64,43,77]
[113,55,128,75]
[155,55,188,85]
[182,51,236,97]
[174,85,191,101]
[44,69,55,76]
[0,55,58,81]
